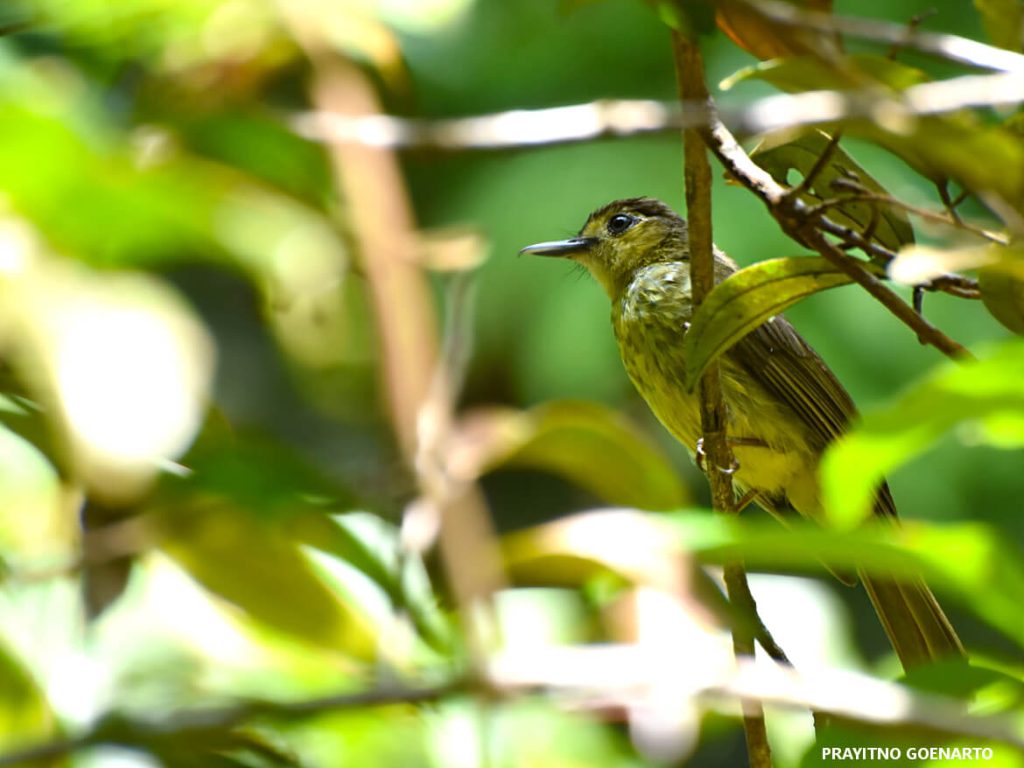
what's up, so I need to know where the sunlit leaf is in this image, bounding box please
[751,130,916,253]
[160,504,376,658]
[682,257,855,390]
[0,242,214,503]
[165,430,453,654]
[0,420,71,565]
[822,340,1024,529]
[507,509,1024,646]
[0,639,55,750]
[452,401,689,511]
[503,509,685,588]
[889,244,997,286]
[715,0,835,60]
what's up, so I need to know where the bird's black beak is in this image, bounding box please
[519,237,597,257]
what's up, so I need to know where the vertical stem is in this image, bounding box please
[672,30,773,768]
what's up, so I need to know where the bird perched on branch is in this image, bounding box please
[521,196,964,669]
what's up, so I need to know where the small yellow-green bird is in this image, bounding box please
[521,197,964,669]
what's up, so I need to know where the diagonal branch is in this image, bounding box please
[698,104,973,360]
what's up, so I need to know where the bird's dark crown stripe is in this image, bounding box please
[583,197,678,233]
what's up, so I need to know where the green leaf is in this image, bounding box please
[974,264,1024,335]
[821,340,1024,529]
[507,509,1024,647]
[722,54,1024,204]
[160,503,377,658]
[721,53,929,93]
[674,512,1024,647]
[162,429,453,654]
[976,0,1024,52]
[750,130,916,253]
[682,257,856,390]
[0,639,56,750]
[454,401,689,511]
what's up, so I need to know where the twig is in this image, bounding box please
[696,105,974,360]
[673,31,773,768]
[789,130,843,199]
[817,179,1004,244]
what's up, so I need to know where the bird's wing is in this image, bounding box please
[730,315,898,518]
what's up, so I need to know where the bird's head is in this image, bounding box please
[520,197,688,297]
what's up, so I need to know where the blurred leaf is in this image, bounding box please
[682,257,855,390]
[722,54,1024,203]
[503,509,684,588]
[0,247,215,502]
[0,59,349,302]
[452,401,689,511]
[889,244,997,286]
[0,418,70,565]
[160,503,376,658]
[721,53,928,92]
[890,243,1024,335]
[166,430,453,654]
[17,0,285,71]
[822,340,1024,529]
[508,509,1024,646]
[751,130,916,252]
[975,0,1024,52]
[715,0,836,60]
[0,639,56,750]
[979,260,1024,335]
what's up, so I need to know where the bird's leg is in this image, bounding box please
[695,435,769,473]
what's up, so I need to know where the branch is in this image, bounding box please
[746,0,1024,73]
[294,69,1024,151]
[697,105,973,360]
[673,31,773,768]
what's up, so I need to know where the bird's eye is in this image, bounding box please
[606,214,636,236]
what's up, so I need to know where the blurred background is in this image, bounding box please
[0,0,1020,766]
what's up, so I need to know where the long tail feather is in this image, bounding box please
[861,574,965,669]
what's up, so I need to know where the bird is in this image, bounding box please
[521,196,965,670]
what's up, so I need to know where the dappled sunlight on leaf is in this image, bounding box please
[451,401,689,511]
[0,234,214,502]
[822,340,1024,530]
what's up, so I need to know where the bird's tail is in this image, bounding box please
[861,573,966,669]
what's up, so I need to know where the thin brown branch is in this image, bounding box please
[279,1,504,672]
[697,106,974,360]
[818,179,1004,245]
[673,30,773,768]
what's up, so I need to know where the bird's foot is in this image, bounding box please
[695,436,768,473]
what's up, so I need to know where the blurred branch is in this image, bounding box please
[692,95,973,359]
[278,3,505,670]
[5,647,1018,767]
[490,647,1023,746]
[281,13,438,462]
[744,0,1024,73]
[674,31,773,768]
[293,67,1024,150]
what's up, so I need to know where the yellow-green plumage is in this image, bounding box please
[522,197,964,669]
